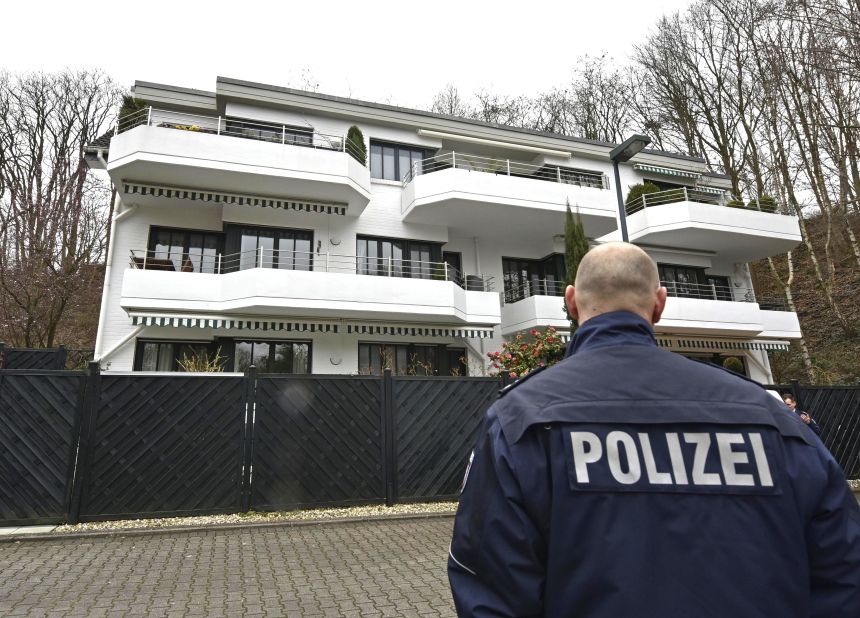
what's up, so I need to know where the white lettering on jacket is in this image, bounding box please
[570,430,773,487]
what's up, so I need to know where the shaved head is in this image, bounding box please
[565,243,667,325]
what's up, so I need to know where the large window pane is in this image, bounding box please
[399,150,412,180]
[141,343,159,371]
[240,233,257,271]
[270,343,293,372]
[382,146,396,180]
[370,144,383,179]
[157,343,175,372]
[292,343,309,374]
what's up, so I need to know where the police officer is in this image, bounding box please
[448,242,860,617]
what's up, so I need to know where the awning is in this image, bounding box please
[345,323,495,339]
[658,337,791,352]
[633,164,701,180]
[693,185,727,195]
[130,315,338,332]
[122,182,347,216]
[129,314,496,339]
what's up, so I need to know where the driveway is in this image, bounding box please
[0,516,457,617]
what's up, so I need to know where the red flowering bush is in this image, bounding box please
[487,327,565,378]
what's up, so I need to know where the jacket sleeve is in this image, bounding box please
[806,447,860,617]
[447,410,547,617]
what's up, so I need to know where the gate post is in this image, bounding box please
[382,368,396,506]
[240,365,258,512]
[68,361,101,524]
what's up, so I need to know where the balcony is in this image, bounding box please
[624,188,801,261]
[401,153,618,243]
[107,108,371,215]
[499,279,801,340]
[121,249,500,328]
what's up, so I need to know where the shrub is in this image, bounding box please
[726,197,745,209]
[722,356,745,374]
[747,195,777,212]
[346,125,367,165]
[625,182,661,206]
[177,347,226,372]
[487,327,565,378]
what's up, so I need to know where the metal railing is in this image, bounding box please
[503,279,566,304]
[128,249,494,291]
[625,187,780,215]
[116,107,367,165]
[401,151,610,190]
[662,281,755,303]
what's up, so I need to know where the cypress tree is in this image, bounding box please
[564,201,590,330]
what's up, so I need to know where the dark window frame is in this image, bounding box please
[223,224,314,272]
[369,140,428,181]
[358,342,467,376]
[133,339,218,372]
[231,339,312,374]
[146,226,225,273]
[356,235,443,279]
[502,253,565,302]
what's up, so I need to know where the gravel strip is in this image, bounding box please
[53,501,458,534]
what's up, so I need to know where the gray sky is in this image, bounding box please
[3,0,694,108]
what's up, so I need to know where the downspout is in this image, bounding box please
[98,325,146,366]
[94,197,138,361]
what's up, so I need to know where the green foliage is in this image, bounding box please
[487,328,565,378]
[564,203,590,326]
[726,197,745,209]
[624,182,661,205]
[748,195,777,212]
[118,94,147,120]
[722,356,745,374]
[346,125,367,165]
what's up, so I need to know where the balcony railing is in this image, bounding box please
[503,280,566,304]
[116,107,367,165]
[625,187,780,216]
[401,151,610,190]
[128,249,494,292]
[501,278,790,311]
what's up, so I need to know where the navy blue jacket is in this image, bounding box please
[449,311,860,617]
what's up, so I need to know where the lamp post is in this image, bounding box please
[609,134,651,242]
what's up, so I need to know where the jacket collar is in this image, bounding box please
[566,311,656,357]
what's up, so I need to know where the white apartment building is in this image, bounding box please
[85,77,803,382]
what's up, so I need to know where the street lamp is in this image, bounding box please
[609,134,651,242]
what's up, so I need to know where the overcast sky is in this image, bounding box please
[2,0,694,109]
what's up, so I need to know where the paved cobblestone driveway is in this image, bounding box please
[0,516,456,617]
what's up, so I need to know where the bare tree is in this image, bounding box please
[430,84,473,117]
[0,69,121,347]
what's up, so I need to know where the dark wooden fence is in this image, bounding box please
[0,344,94,370]
[0,365,499,525]
[770,381,860,479]
[2,366,859,527]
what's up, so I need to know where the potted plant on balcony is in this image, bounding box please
[726,196,745,209]
[346,125,367,165]
[624,182,661,206]
[747,195,777,212]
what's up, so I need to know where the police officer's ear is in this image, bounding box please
[565,285,580,322]
[652,286,668,324]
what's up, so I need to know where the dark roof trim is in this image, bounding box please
[216,76,707,164]
[133,81,217,99]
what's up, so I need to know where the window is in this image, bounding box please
[233,340,311,374]
[705,275,732,301]
[224,118,312,146]
[224,225,313,272]
[659,264,734,301]
[358,343,467,376]
[370,141,425,181]
[134,340,215,372]
[502,254,565,302]
[148,228,224,273]
[356,236,442,279]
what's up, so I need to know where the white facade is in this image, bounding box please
[88,77,803,381]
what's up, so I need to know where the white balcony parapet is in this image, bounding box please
[122,249,500,327]
[109,107,371,215]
